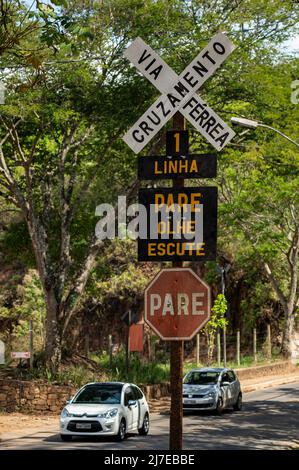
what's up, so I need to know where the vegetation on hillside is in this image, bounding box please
[0,1,298,370]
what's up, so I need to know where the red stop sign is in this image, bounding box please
[144,268,211,340]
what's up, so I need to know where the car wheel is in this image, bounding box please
[60,434,72,442]
[116,419,126,441]
[233,393,242,411]
[215,397,223,415]
[138,413,150,435]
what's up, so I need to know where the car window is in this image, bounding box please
[124,386,135,406]
[73,384,122,404]
[227,371,236,382]
[183,371,220,385]
[132,385,143,400]
[221,373,230,383]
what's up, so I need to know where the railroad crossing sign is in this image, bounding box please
[144,268,211,340]
[123,32,236,153]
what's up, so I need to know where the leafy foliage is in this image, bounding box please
[203,294,228,363]
[0,0,298,367]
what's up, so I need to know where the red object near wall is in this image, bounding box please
[129,323,143,352]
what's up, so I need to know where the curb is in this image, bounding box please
[242,375,299,393]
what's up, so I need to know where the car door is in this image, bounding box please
[124,386,139,431]
[132,385,146,428]
[227,370,239,404]
[220,372,231,407]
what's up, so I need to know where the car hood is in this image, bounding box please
[183,384,217,394]
[65,403,122,416]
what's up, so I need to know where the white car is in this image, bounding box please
[60,382,150,441]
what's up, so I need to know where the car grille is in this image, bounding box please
[183,403,213,408]
[183,394,205,398]
[67,420,102,433]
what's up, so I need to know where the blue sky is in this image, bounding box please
[283,35,299,53]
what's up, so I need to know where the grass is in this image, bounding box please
[91,351,170,384]
[6,350,286,388]
[10,364,108,388]
[184,352,283,373]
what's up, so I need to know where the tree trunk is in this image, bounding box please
[44,288,61,371]
[281,310,295,359]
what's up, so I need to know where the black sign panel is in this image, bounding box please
[138,154,217,180]
[166,130,189,155]
[138,187,217,262]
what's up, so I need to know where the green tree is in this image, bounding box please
[0,0,298,369]
[218,57,299,357]
[203,294,228,364]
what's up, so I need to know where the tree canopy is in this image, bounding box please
[0,0,298,368]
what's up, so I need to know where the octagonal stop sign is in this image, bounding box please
[144,268,211,340]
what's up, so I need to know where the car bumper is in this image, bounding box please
[183,398,217,410]
[60,417,119,436]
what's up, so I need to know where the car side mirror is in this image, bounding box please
[66,397,72,404]
[128,399,137,407]
[221,381,230,387]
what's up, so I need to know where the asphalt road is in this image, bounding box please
[0,382,298,450]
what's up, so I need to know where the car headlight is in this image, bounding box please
[61,408,71,418]
[98,408,118,419]
[205,392,216,398]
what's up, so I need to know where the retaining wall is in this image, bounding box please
[0,361,295,413]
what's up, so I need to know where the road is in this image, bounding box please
[0,382,298,450]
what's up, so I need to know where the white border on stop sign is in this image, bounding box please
[144,268,211,341]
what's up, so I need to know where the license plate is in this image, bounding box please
[76,423,92,429]
[184,399,195,404]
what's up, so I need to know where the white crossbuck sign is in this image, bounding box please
[123,32,236,154]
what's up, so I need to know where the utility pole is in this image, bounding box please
[218,264,230,367]
[196,334,200,367]
[169,112,184,450]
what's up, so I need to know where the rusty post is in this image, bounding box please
[169,111,184,450]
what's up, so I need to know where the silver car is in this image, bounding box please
[183,367,242,414]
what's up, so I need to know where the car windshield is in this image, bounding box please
[73,384,122,404]
[184,371,219,385]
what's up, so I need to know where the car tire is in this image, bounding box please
[138,413,150,435]
[215,398,223,415]
[60,434,72,442]
[233,393,242,411]
[116,419,126,441]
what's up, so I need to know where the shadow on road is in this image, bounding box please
[182,395,299,450]
[43,433,141,444]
